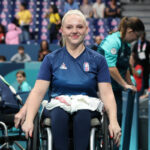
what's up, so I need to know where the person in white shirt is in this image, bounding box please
[93,0,105,18]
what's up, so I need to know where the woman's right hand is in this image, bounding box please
[124,84,137,92]
[14,105,27,128]
[22,121,34,139]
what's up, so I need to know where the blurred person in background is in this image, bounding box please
[0,24,5,44]
[16,2,32,44]
[0,55,6,62]
[91,35,102,51]
[80,0,93,18]
[130,54,144,97]
[105,0,121,18]
[5,23,22,45]
[38,40,51,61]
[16,70,31,92]
[10,46,31,63]
[64,0,79,13]
[45,4,61,43]
[131,32,150,92]
[97,17,145,132]
[92,0,105,18]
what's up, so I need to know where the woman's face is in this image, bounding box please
[61,14,88,46]
[49,7,53,13]
[19,5,25,11]
[41,41,48,50]
[16,73,25,84]
[124,28,141,43]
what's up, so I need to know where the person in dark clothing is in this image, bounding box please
[131,32,150,91]
[38,40,51,61]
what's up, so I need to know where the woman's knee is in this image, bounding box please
[73,110,91,128]
[50,107,69,124]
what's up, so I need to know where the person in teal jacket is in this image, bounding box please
[16,70,31,92]
[97,17,145,127]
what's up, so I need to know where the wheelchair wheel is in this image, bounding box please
[90,127,103,150]
[40,127,53,150]
[102,112,114,150]
[27,114,40,150]
[40,128,48,150]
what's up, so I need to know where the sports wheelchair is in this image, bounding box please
[0,111,40,150]
[0,75,39,150]
[39,106,114,150]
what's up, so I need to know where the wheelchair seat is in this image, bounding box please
[41,117,100,128]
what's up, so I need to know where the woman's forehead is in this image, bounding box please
[63,14,86,25]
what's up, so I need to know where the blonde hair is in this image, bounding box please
[62,9,87,26]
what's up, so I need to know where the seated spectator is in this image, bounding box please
[93,0,105,18]
[91,35,102,51]
[10,46,31,63]
[16,70,31,92]
[105,0,121,18]
[64,0,79,13]
[15,2,32,44]
[45,4,61,43]
[80,0,93,18]
[38,40,51,61]
[0,24,5,44]
[5,23,22,45]
[0,55,6,62]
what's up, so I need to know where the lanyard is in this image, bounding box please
[138,39,147,52]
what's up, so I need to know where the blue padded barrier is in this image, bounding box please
[120,90,135,150]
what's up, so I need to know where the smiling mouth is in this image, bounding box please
[71,35,80,39]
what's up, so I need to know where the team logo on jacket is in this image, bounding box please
[110,48,117,55]
[60,63,67,70]
[83,62,89,72]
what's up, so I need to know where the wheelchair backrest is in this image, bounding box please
[0,75,22,110]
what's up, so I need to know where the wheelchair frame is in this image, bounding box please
[39,110,114,150]
[0,113,40,150]
[0,113,27,150]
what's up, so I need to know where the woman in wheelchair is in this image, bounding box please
[15,10,121,150]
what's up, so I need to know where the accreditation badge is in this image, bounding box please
[138,52,146,60]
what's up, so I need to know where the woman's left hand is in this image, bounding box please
[108,121,121,147]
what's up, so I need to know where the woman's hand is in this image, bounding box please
[109,121,121,147]
[124,84,137,92]
[22,121,34,139]
[14,105,27,128]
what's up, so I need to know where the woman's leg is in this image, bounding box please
[44,107,70,150]
[73,110,91,150]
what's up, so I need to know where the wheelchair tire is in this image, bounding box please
[102,112,114,150]
[40,128,48,150]
[27,114,40,150]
